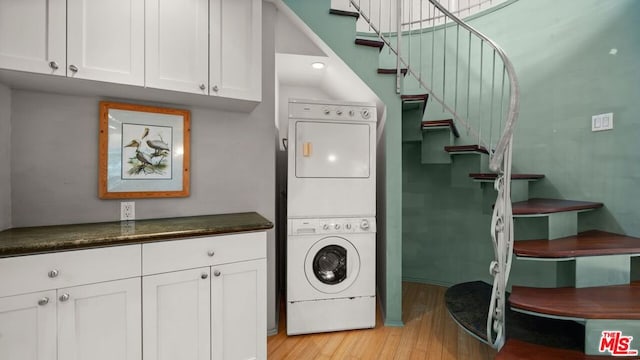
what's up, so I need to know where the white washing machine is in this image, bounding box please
[286,217,376,335]
[287,99,377,218]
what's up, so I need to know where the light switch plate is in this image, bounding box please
[592,113,613,131]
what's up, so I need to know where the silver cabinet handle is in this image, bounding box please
[199,83,206,90]
[69,64,78,73]
[48,269,59,278]
[49,61,59,70]
[212,85,219,92]
[59,293,70,302]
[201,273,208,279]
[213,270,221,277]
[207,250,215,257]
[38,297,50,306]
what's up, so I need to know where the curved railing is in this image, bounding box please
[347,0,519,349]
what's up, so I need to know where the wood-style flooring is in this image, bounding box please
[268,282,497,359]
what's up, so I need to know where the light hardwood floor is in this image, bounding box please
[268,282,497,359]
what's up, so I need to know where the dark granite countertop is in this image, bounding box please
[0,212,273,257]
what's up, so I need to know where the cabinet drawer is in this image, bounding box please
[0,245,141,298]
[142,232,266,275]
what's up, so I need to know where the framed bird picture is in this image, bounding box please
[98,101,191,199]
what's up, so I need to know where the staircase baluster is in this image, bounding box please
[442,13,447,112]
[478,39,484,147]
[489,50,496,151]
[466,32,471,136]
[454,24,460,112]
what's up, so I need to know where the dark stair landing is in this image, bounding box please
[514,230,640,258]
[496,339,605,360]
[445,281,586,351]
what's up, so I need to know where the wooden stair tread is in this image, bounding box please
[497,339,602,360]
[515,230,640,258]
[401,94,429,114]
[510,281,640,320]
[377,68,408,76]
[354,38,384,50]
[328,9,360,19]
[512,198,603,215]
[469,173,544,181]
[444,144,489,155]
[421,119,460,138]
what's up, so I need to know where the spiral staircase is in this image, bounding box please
[281,0,640,358]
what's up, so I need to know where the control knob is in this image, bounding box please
[348,110,355,117]
[360,219,370,230]
[323,224,330,231]
[361,109,371,119]
[323,108,330,115]
[336,109,343,116]
[334,224,341,230]
[345,223,352,230]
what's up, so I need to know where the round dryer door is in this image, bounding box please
[304,236,360,294]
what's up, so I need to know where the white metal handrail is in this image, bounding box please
[347,0,519,350]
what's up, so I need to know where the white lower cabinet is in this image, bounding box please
[58,278,142,360]
[143,268,212,360]
[142,232,267,360]
[211,259,266,360]
[0,290,57,360]
[0,244,142,360]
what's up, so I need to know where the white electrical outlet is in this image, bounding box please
[120,202,135,221]
[592,113,614,132]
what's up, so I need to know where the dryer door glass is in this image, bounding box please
[295,121,370,178]
[312,245,347,285]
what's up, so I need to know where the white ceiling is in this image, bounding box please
[274,2,382,109]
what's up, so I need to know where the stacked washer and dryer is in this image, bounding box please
[286,99,377,335]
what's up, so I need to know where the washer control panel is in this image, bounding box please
[289,217,376,235]
[289,101,376,122]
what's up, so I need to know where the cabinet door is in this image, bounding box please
[145,0,209,94]
[143,268,211,360]
[67,0,144,85]
[211,258,266,360]
[210,0,262,101]
[57,278,141,360]
[0,0,65,75]
[0,290,57,360]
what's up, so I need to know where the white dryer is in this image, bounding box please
[287,99,377,218]
[286,217,376,335]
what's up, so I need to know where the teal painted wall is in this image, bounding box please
[402,0,640,285]
[281,0,405,325]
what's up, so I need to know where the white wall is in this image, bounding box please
[0,84,10,230]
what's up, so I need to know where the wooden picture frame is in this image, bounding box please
[99,101,191,199]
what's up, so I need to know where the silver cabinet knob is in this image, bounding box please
[59,293,70,302]
[212,85,219,92]
[38,297,50,306]
[48,269,59,278]
[201,273,208,279]
[213,270,221,277]
[49,61,59,70]
[199,83,206,90]
[207,250,215,257]
[69,64,78,73]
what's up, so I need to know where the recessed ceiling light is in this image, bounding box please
[311,62,325,69]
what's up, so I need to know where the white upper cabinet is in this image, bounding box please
[210,0,262,101]
[0,0,66,76]
[145,0,209,94]
[67,0,145,86]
